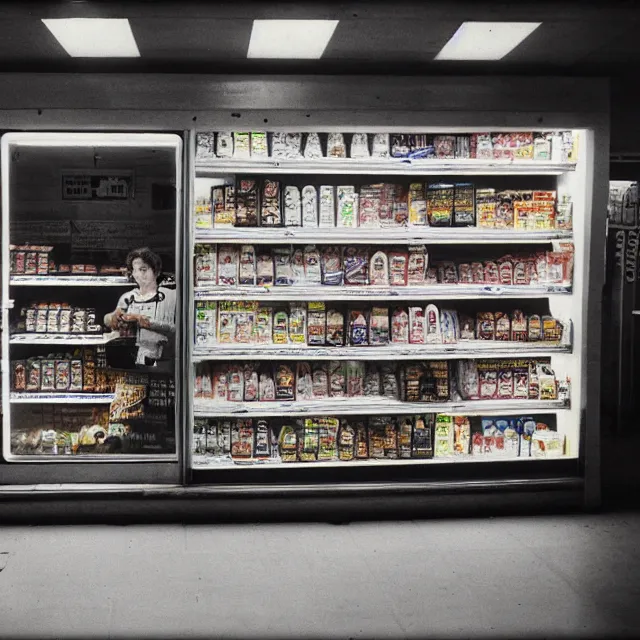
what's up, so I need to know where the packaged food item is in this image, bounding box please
[321,247,343,286]
[312,363,329,398]
[256,252,274,286]
[528,314,542,341]
[498,259,513,285]
[234,305,256,344]
[408,182,427,226]
[218,245,239,286]
[227,366,244,402]
[409,415,432,458]
[232,132,250,159]
[452,416,471,455]
[440,309,458,345]
[194,244,217,285]
[407,246,428,285]
[533,132,551,160]
[369,306,390,345]
[358,183,381,227]
[296,362,313,400]
[484,261,500,284]
[319,186,335,227]
[514,366,530,399]
[70,359,83,392]
[531,429,565,459]
[317,418,339,461]
[346,361,365,397]
[369,250,389,286]
[381,364,399,399]
[476,312,496,341]
[497,366,514,399]
[404,364,423,402]
[291,248,305,285]
[35,305,48,334]
[391,307,409,344]
[272,310,289,345]
[438,262,458,285]
[288,303,307,344]
[476,188,497,228]
[243,364,259,402]
[259,367,276,401]
[46,305,61,333]
[458,315,475,340]
[351,133,370,158]
[279,424,298,462]
[194,194,213,230]
[392,184,409,227]
[326,309,345,346]
[364,363,381,396]
[427,183,454,227]
[513,260,529,286]
[478,364,498,399]
[12,360,26,391]
[251,131,268,158]
[304,301,325,346]
[457,360,479,400]
[329,361,346,397]
[456,263,472,285]
[337,186,358,228]
[284,186,302,227]
[367,418,386,459]
[238,245,256,285]
[408,134,435,159]
[71,309,87,334]
[514,198,536,231]
[542,316,563,342]
[348,309,369,346]
[556,194,573,231]
[391,134,410,158]
[285,133,303,159]
[195,301,218,347]
[251,420,271,459]
[538,363,557,400]
[275,364,296,401]
[271,132,287,159]
[495,312,511,341]
[303,245,322,285]
[382,418,399,458]
[274,248,294,286]
[260,179,282,226]
[303,132,323,159]
[496,191,517,228]
[389,251,408,286]
[471,262,485,284]
[471,133,493,159]
[214,131,233,158]
[432,135,455,159]
[452,183,475,227]
[195,131,216,161]
[231,420,254,459]
[510,310,528,341]
[528,364,540,399]
[338,421,356,460]
[408,307,425,344]
[424,304,441,344]
[301,185,318,227]
[41,359,56,392]
[343,247,369,286]
[253,306,273,344]
[434,415,454,457]
[353,421,369,459]
[327,133,346,158]
[372,134,390,158]
[235,178,259,226]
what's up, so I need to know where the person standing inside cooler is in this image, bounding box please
[105,247,176,371]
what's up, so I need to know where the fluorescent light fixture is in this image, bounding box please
[435,22,541,61]
[42,18,140,57]
[247,19,338,59]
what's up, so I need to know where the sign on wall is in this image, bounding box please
[62,170,133,201]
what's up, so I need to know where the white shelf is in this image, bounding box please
[193,398,568,418]
[195,157,576,176]
[10,332,121,346]
[194,227,572,245]
[194,284,572,302]
[10,392,115,404]
[193,341,571,362]
[10,275,130,286]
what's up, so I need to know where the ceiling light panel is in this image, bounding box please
[247,20,339,59]
[435,22,541,61]
[42,18,140,58]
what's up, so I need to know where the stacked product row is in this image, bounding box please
[14,302,103,335]
[195,302,567,348]
[196,181,573,231]
[193,414,565,463]
[194,359,567,404]
[195,243,574,288]
[196,131,577,162]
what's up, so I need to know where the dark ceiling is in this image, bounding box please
[1,0,640,75]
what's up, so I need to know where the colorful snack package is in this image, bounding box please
[407,245,428,285]
[47,306,61,333]
[41,359,56,392]
[528,315,542,341]
[12,360,26,391]
[498,259,513,285]
[321,246,343,286]
[244,364,259,402]
[511,310,528,341]
[404,364,423,402]
[312,363,329,398]
[408,307,425,344]
[478,365,498,399]
[369,306,390,345]
[347,361,365,397]
[457,361,479,400]
[434,415,454,457]
[303,132,323,159]
[542,316,563,342]
[427,183,454,227]
[256,252,274,286]
[71,309,87,334]
[307,302,326,346]
[476,312,495,340]
[194,195,213,230]
[453,183,475,226]
[381,364,399,399]
[317,418,339,461]
[476,188,497,228]
[326,309,345,346]
[231,420,254,459]
[275,364,296,401]
[251,131,268,158]
[254,306,273,344]
[233,132,250,158]
[391,307,409,344]
[358,183,382,227]
[514,199,535,230]
[533,133,552,160]
[538,364,557,400]
[260,179,282,226]
[234,307,256,344]
[495,312,511,341]
[218,245,239,286]
[459,315,475,341]
[372,134,390,158]
[343,247,369,285]
[513,260,528,285]
[235,178,259,226]
[253,420,271,459]
[291,248,305,285]
[364,363,381,396]
[302,185,318,227]
[528,364,540,400]
[329,361,347,397]
[195,244,217,285]
[272,310,289,345]
[227,366,245,402]
[471,133,493,159]
[296,362,314,400]
[484,261,500,284]
[453,416,471,455]
[383,418,399,458]
[337,185,358,228]
[369,250,390,286]
[271,132,287,159]
[457,263,473,284]
[514,366,529,399]
[517,417,536,457]
[319,186,335,227]
[354,421,369,459]
[285,133,303,159]
[289,303,307,344]
[70,359,82,392]
[34,305,48,334]
[434,135,455,159]
[392,184,409,227]
[412,415,434,458]
[390,134,410,158]
[556,194,573,231]
[367,418,386,459]
[279,424,299,462]
[497,367,514,399]
[398,417,413,458]
[327,133,347,158]
[284,186,302,226]
[238,245,256,285]
[495,191,516,228]
[531,429,565,459]
[195,301,218,347]
[471,262,485,284]
[351,133,370,159]
[349,309,369,346]
[425,304,441,344]
[303,245,322,285]
[389,251,408,286]
[274,248,294,286]
[408,182,427,226]
[338,421,356,461]
[440,309,459,344]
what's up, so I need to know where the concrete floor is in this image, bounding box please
[1,513,639,639]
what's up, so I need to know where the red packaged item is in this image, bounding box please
[437,262,458,285]
[458,263,473,284]
[478,365,498,399]
[471,262,485,284]
[495,312,511,341]
[513,367,529,399]
[513,260,529,285]
[389,252,408,286]
[484,261,500,284]
[497,368,514,399]
[498,259,513,285]
[476,312,495,340]
[511,310,528,341]
[496,191,516,228]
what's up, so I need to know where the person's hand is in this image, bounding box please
[110,307,125,330]
[123,313,152,329]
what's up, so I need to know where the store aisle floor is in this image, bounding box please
[1,512,639,639]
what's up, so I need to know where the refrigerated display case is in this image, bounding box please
[2,133,183,464]
[186,128,587,483]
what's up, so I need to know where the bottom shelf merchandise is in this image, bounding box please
[192,413,566,467]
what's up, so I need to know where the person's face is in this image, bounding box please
[131,258,156,288]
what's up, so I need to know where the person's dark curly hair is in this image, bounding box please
[126,247,163,281]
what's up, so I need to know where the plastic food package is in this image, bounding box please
[303,246,322,285]
[260,180,282,226]
[301,186,318,227]
[251,131,268,158]
[284,186,302,227]
[256,252,274,286]
[408,183,427,226]
[348,309,369,346]
[217,246,239,286]
[327,133,347,158]
[369,250,390,286]
[233,132,251,159]
[337,186,358,228]
[351,133,370,159]
[303,133,323,159]
[307,301,326,346]
[321,247,343,286]
[215,131,233,158]
[369,306,390,345]
[343,247,369,285]
[319,186,335,227]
